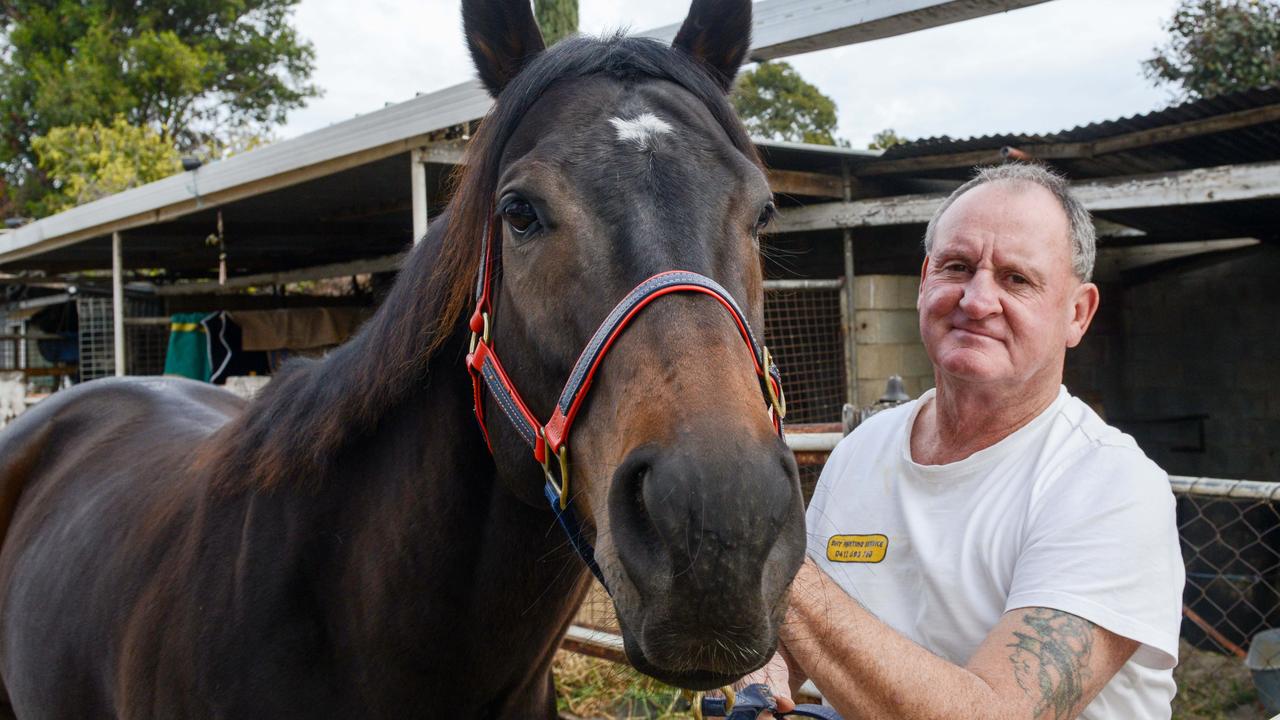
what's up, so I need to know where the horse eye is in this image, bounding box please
[755,202,777,232]
[501,198,539,234]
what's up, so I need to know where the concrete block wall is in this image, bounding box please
[853,275,935,407]
[1094,245,1280,481]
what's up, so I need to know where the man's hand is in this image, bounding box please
[733,651,797,714]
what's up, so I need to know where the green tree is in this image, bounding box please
[868,128,907,151]
[732,61,842,145]
[535,0,578,46]
[1,0,318,216]
[32,115,181,215]
[1145,0,1280,99]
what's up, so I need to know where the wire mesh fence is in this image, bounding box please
[77,296,168,380]
[1172,477,1280,719]
[763,279,847,425]
[77,297,115,381]
[125,319,169,376]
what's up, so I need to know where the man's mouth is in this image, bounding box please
[951,326,1001,341]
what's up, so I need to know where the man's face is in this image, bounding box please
[918,181,1098,389]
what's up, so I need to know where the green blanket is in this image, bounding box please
[163,312,212,381]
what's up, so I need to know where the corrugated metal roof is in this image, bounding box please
[868,83,1280,179]
[854,84,1280,246]
[0,0,1027,271]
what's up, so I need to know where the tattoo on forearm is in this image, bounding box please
[1006,609,1095,720]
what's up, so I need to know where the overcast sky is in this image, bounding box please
[282,0,1187,148]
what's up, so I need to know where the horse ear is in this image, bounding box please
[462,0,547,97]
[671,0,753,92]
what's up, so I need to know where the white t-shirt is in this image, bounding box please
[806,386,1185,719]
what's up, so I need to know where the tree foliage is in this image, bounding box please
[32,115,180,215]
[869,128,907,151]
[1,0,318,216]
[732,61,841,145]
[535,0,577,46]
[1145,0,1280,99]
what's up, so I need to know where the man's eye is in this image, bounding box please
[944,263,969,273]
[1009,274,1029,285]
[501,198,539,234]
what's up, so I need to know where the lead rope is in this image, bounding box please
[691,683,842,720]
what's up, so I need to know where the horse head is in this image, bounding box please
[457,0,806,690]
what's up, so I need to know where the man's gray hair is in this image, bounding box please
[922,163,1097,282]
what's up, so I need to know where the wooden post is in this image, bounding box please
[841,161,858,408]
[112,231,125,377]
[411,148,428,244]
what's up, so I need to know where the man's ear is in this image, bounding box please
[672,0,753,92]
[1066,282,1100,348]
[462,0,546,97]
[917,256,930,309]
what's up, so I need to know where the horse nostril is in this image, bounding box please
[626,463,662,557]
[632,466,649,528]
[608,450,670,583]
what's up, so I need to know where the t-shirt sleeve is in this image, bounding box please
[1005,445,1185,670]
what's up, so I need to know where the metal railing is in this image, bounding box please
[1172,477,1280,718]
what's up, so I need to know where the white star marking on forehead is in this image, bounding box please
[609,113,674,150]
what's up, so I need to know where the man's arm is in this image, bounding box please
[779,558,1138,720]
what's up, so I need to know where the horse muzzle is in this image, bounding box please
[603,438,806,689]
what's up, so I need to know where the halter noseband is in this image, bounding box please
[465,221,786,589]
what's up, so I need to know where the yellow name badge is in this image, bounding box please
[827,534,888,563]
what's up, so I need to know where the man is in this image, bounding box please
[753,164,1185,719]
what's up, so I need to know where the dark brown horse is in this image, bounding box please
[0,0,806,716]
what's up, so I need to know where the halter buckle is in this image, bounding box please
[540,433,571,510]
[468,311,491,355]
[761,346,786,420]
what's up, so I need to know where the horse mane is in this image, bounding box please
[200,33,761,492]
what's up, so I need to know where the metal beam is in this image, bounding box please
[376,145,849,200]
[775,160,1280,233]
[410,148,428,244]
[155,253,406,296]
[112,231,125,376]
[640,0,1052,61]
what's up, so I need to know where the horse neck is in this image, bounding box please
[312,329,591,707]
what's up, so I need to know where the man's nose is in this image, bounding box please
[957,270,1001,318]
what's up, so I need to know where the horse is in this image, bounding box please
[0,0,806,716]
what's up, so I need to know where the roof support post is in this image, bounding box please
[841,159,858,408]
[411,148,428,244]
[112,231,125,377]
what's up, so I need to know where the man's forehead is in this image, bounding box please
[932,182,1072,266]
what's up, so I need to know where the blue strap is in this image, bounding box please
[701,684,842,720]
[543,482,608,590]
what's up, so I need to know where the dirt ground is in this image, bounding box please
[1174,640,1269,720]
[554,641,1275,720]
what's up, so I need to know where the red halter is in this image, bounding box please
[464,221,786,508]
